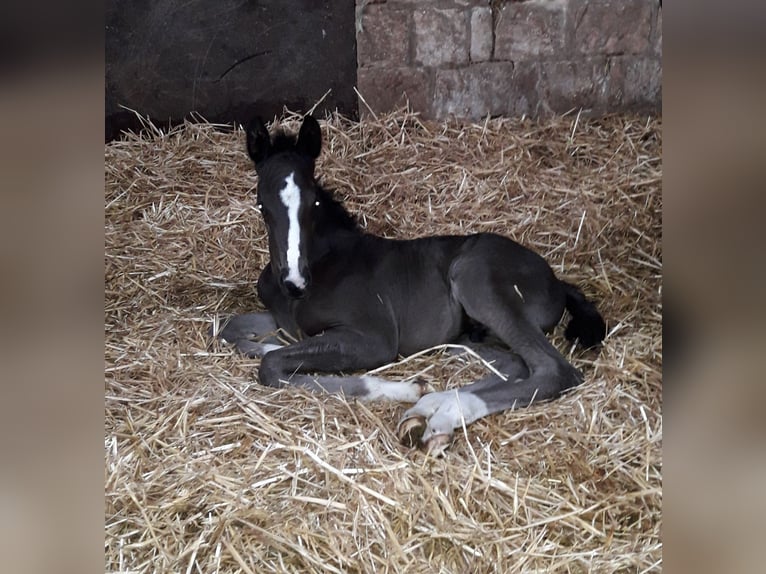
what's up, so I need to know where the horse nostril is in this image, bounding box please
[283,279,306,299]
[280,268,309,299]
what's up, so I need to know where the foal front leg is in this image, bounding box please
[210,312,285,357]
[258,329,426,403]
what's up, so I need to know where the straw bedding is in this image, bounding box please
[105,108,661,573]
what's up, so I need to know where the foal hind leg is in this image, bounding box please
[446,334,531,381]
[450,256,582,391]
[399,343,530,454]
[398,335,578,453]
[460,299,582,398]
[398,265,582,452]
[210,312,285,357]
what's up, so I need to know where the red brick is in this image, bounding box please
[357,5,411,66]
[572,0,652,55]
[494,1,565,61]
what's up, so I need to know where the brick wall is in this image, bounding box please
[356,0,662,120]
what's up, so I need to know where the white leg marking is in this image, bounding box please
[279,172,306,289]
[402,390,490,442]
[260,343,283,354]
[232,340,284,358]
[361,376,422,402]
[221,338,281,350]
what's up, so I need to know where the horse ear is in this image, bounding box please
[246,117,271,165]
[296,115,322,159]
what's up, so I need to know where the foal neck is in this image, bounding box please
[314,184,360,236]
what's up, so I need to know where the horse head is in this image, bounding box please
[246,115,323,298]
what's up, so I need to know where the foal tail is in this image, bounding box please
[561,281,607,349]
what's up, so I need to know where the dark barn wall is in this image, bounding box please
[105,0,358,141]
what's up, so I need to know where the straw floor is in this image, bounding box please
[105,109,662,573]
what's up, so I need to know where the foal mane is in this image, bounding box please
[268,130,304,155]
[314,182,359,233]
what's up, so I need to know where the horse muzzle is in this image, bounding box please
[280,268,311,299]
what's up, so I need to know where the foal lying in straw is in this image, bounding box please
[212,115,606,454]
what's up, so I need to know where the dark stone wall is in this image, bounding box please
[356,0,662,121]
[106,0,358,141]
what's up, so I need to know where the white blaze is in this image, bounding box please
[279,172,306,289]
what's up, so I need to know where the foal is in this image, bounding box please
[213,115,606,453]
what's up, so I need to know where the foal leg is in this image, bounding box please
[398,261,583,452]
[210,312,285,357]
[257,328,426,403]
[398,344,531,454]
[445,335,531,381]
[453,253,584,395]
[210,265,303,357]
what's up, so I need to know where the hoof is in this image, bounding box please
[424,433,452,457]
[398,415,426,447]
[413,378,434,397]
